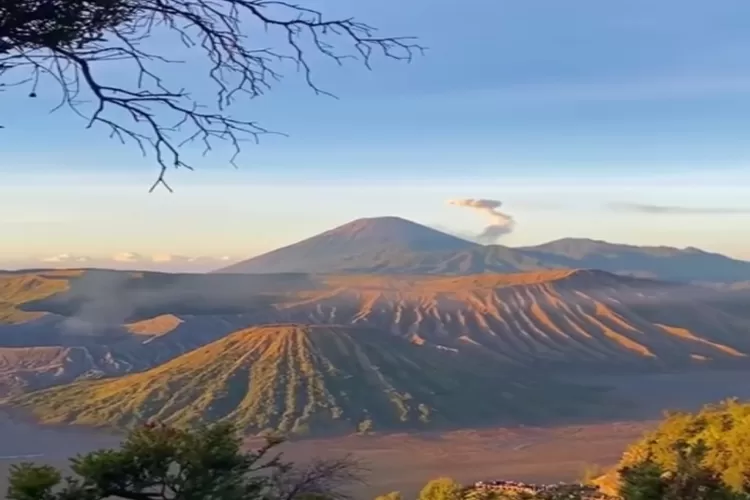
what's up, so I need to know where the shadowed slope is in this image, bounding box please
[215,217,750,283]
[520,238,750,283]
[217,217,479,274]
[6,324,606,435]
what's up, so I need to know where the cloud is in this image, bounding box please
[608,202,750,215]
[112,252,143,262]
[447,198,516,242]
[40,254,92,263]
[19,253,238,272]
[150,253,195,263]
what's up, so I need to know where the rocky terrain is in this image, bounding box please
[8,324,606,434]
[1,217,749,436]
[0,265,749,434]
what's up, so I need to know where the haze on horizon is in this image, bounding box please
[3,0,750,270]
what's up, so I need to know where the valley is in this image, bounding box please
[2,217,750,498]
[3,370,750,498]
[1,262,750,435]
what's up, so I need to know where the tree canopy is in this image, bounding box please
[0,0,422,190]
[616,399,750,493]
[418,477,464,500]
[6,421,365,500]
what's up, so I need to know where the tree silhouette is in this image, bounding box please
[6,421,366,500]
[0,0,423,190]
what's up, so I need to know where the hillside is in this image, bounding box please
[0,268,748,399]
[218,216,479,274]
[270,270,750,371]
[519,238,750,283]
[216,217,750,283]
[5,324,606,435]
[595,399,750,496]
[0,271,75,323]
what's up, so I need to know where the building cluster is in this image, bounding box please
[470,480,611,499]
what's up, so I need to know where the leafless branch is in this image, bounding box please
[272,454,369,500]
[0,0,424,190]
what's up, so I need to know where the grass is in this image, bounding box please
[0,273,75,324]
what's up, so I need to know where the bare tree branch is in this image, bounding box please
[271,454,369,500]
[0,0,424,190]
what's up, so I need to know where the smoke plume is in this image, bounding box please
[448,198,516,243]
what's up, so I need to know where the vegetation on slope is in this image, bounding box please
[7,324,606,436]
[0,272,75,324]
[613,399,750,492]
[380,401,750,500]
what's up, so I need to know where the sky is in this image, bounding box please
[2,0,750,270]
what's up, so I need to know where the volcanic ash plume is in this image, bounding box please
[448,198,516,243]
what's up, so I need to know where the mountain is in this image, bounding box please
[519,238,750,283]
[2,268,750,434]
[216,216,552,276]
[218,216,479,274]
[6,324,606,435]
[216,217,750,284]
[1,268,750,393]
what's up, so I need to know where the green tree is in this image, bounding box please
[419,477,463,500]
[6,421,365,500]
[619,460,668,500]
[619,441,744,500]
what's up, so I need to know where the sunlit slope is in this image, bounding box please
[0,271,77,323]
[7,324,605,435]
[2,268,749,380]
[272,270,750,369]
[0,313,267,396]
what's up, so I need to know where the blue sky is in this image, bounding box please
[3,0,750,269]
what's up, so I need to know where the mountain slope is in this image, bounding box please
[6,324,606,435]
[0,271,75,323]
[1,269,749,399]
[269,270,750,371]
[217,216,479,274]
[519,238,750,283]
[216,218,750,283]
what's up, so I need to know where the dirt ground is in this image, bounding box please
[2,370,750,499]
[0,416,649,499]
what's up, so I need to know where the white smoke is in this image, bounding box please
[448,198,516,243]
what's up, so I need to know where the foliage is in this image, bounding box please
[618,441,744,500]
[6,421,364,500]
[618,399,750,493]
[579,464,605,485]
[418,477,464,500]
[1,0,422,190]
[374,492,403,500]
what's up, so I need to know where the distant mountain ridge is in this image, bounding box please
[216,217,750,284]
